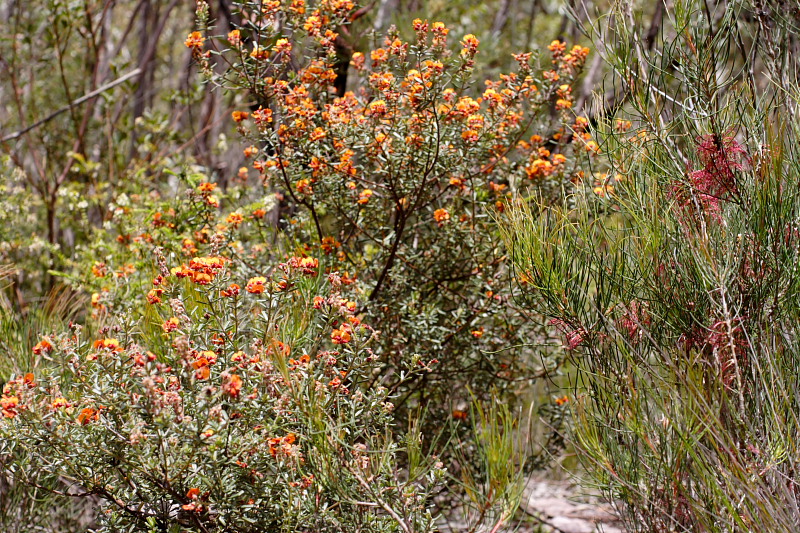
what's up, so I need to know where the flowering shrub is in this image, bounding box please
[1,1,602,529]
[1,247,441,532]
[191,1,596,459]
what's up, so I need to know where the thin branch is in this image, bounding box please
[1,68,142,143]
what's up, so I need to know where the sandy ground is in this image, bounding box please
[438,477,624,533]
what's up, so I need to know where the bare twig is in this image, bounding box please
[1,68,142,143]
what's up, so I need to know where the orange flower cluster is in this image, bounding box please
[226,212,244,227]
[182,488,204,512]
[196,181,219,207]
[222,374,243,398]
[172,256,227,284]
[93,338,123,353]
[320,236,341,254]
[246,276,267,294]
[91,262,107,277]
[268,432,299,458]
[147,287,164,304]
[163,317,180,332]
[1,395,20,418]
[51,397,70,409]
[33,338,53,355]
[1,373,36,418]
[191,350,218,380]
[77,407,100,425]
[461,34,480,60]
[331,323,352,344]
[184,31,204,50]
[287,256,319,275]
[221,283,240,297]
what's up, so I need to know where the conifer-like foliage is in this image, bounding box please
[503,1,800,530]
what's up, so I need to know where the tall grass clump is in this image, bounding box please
[501,0,800,531]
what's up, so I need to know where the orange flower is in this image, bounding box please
[252,107,273,127]
[366,100,388,117]
[331,324,352,344]
[461,129,479,143]
[33,338,53,355]
[288,256,319,275]
[223,374,243,398]
[466,114,485,130]
[615,119,632,132]
[198,350,217,365]
[433,208,450,224]
[351,52,365,69]
[93,338,122,352]
[163,317,180,332]
[548,39,566,57]
[357,189,373,204]
[320,236,340,254]
[370,48,388,65]
[175,256,227,285]
[146,288,164,304]
[296,179,313,195]
[186,488,200,500]
[452,409,468,421]
[226,212,244,227]
[184,31,205,50]
[227,29,241,47]
[274,38,292,54]
[432,21,449,35]
[198,182,216,193]
[246,276,267,294]
[51,397,70,409]
[221,283,240,298]
[525,159,554,179]
[1,396,20,418]
[250,44,269,61]
[309,127,326,142]
[193,361,210,380]
[77,407,99,425]
[91,262,107,277]
[192,352,215,380]
[232,110,249,122]
[461,34,480,56]
[269,433,299,457]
